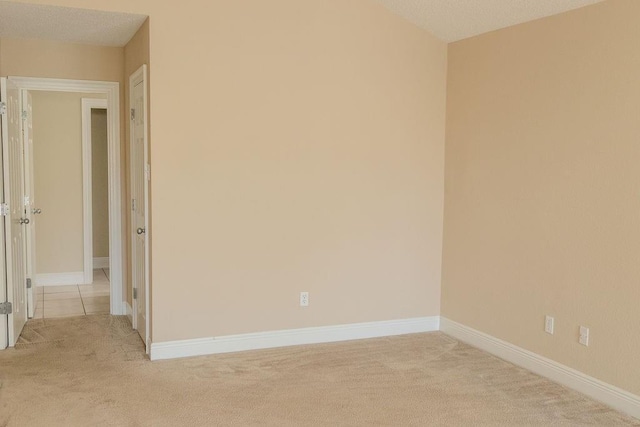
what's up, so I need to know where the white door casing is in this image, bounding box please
[22,90,37,318]
[8,77,123,316]
[130,65,150,351]
[1,78,28,346]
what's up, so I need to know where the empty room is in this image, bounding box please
[0,0,639,425]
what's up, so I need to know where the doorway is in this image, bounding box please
[27,95,111,318]
[3,77,123,346]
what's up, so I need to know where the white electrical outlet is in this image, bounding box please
[545,315,554,335]
[300,292,309,307]
[579,326,589,346]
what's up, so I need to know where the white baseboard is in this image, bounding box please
[93,257,110,269]
[151,316,440,361]
[123,301,133,319]
[36,272,85,286]
[440,317,640,420]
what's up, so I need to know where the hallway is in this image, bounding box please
[33,269,110,318]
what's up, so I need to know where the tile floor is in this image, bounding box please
[33,268,110,319]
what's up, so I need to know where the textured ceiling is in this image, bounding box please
[0,1,147,47]
[377,0,605,42]
[0,1,604,47]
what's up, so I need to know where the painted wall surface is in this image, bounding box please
[92,108,109,258]
[7,0,447,342]
[0,37,123,82]
[443,0,640,395]
[123,19,150,310]
[146,1,446,342]
[31,91,106,274]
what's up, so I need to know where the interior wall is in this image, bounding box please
[0,37,123,82]
[443,0,640,395]
[31,91,106,275]
[14,0,447,342]
[150,0,447,342]
[123,18,150,312]
[92,108,109,259]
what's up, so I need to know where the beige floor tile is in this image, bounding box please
[43,285,79,294]
[91,280,110,287]
[93,269,109,280]
[45,291,81,301]
[84,303,110,315]
[46,298,84,310]
[46,310,85,319]
[82,295,110,305]
[79,284,110,292]
[79,291,110,299]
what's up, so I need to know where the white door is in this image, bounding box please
[130,65,149,350]
[0,80,9,349]
[22,91,38,318]
[1,78,28,346]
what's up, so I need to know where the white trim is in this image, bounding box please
[9,77,123,315]
[82,98,107,284]
[440,317,640,420]
[93,257,110,269]
[123,301,133,319]
[150,316,440,361]
[36,272,84,286]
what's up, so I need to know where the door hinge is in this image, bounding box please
[133,288,138,300]
[132,198,136,212]
[0,203,9,216]
[0,102,6,115]
[145,164,151,181]
[0,302,12,315]
[131,108,135,121]
[26,278,32,289]
[22,110,27,120]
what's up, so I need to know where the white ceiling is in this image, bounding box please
[0,1,147,47]
[0,1,604,47]
[377,0,605,42]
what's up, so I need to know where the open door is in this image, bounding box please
[22,90,38,318]
[0,79,9,349]
[130,65,149,351]
[1,77,28,346]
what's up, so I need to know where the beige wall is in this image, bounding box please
[124,19,150,309]
[152,1,446,342]
[32,91,106,274]
[8,0,447,342]
[92,109,109,258]
[443,0,640,395]
[0,37,123,82]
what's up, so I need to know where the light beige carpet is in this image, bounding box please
[0,315,637,426]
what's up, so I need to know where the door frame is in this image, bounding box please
[129,65,150,352]
[81,98,108,285]
[9,77,124,315]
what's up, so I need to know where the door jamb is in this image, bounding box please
[81,98,108,285]
[9,77,124,315]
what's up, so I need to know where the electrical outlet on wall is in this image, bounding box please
[545,315,554,335]
[300,292,309,307]
[579,326,590,346]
